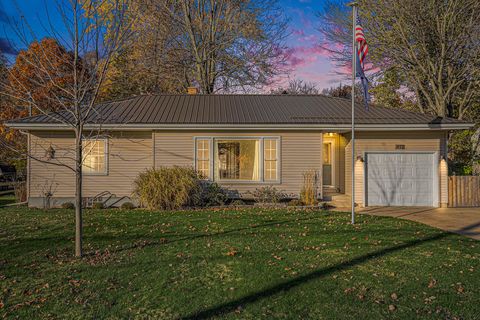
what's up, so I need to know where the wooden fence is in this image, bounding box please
[448,176,480,207]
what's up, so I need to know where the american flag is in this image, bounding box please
[354,11,370,110]
[355,12,368,70]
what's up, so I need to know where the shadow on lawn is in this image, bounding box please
[180,222,479,320]
[83,215,325,257]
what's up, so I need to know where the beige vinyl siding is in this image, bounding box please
[344,131,448,206]
[154,131,323,197]
[29,131,152,198]
[337,135,347,193]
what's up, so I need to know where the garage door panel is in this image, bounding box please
[366,153,435,206]
[415,168,431,179]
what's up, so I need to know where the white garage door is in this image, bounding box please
[366,153,436,206]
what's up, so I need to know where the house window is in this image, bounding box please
[82,139,107,174]
[264,139,278,181]
[215,139,260,181]
[196,139,211,178]
[194,137,280,182]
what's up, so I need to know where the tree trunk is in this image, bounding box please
[75,132,83,257]
[472,127,480,175]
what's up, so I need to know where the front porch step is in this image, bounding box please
[322,187,340,199]
[322,193,353,208]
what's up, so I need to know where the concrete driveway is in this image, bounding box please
[357,207,480,240]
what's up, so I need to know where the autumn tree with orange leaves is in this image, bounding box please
[0,53,25,168]
[0,39,80,167]
[8,38,79,113]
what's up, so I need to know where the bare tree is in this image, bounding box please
[271,79,319,95]
[318,0,480,120]
[0,0,134,257]
[118,0,290,94]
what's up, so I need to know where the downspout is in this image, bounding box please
[152,130,156,169]
[19,130,31,205]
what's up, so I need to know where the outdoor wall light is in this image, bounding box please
[356,155,364,162]
[46,146,56,160]
[326,132,335,137]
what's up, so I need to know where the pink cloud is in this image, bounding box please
[284,44,334,68]
[288,55,306,68]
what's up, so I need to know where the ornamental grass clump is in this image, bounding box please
[300,170,318,206]
[133,167,201,210]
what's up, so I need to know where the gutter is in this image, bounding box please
[4,122,475,131]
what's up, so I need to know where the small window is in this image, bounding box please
[264,139,278,181]
[196,139,211,179]
[82,139,107,174]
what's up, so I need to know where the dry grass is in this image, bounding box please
[300,170,318,205]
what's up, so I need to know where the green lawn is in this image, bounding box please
[0,208,479,319]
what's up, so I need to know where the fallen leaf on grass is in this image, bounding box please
[344,287,355,294]
[226,249,238,256]
[391,293,398,300]
[456,284,464,294]
[69,279,81,287]
[424,296,436,304]
[388,304,396,311]
[428,279,437,288]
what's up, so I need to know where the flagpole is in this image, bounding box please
[348,2,357,225]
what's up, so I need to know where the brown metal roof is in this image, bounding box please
[5,94,470,127]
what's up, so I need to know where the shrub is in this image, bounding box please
[319,202,329,210]
[14,182,27,203]
[120,202,136,210]
[249,186,285,203]
[92,202,104,209]
[61,202,75,209]
[288,199,304,207]
[197,182,228,207]
[133,167,201,210]
[300,170,318,206]
[230,199,246,207]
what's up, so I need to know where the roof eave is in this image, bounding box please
[5,122,475,131]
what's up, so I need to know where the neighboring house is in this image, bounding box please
[5,94,473,208]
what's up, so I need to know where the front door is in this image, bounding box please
[323,142,332,186]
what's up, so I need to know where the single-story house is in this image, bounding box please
[5,94,473,208]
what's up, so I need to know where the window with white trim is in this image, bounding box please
[194,137,280,182]
[215,139,260,181]
[196,139,211,178]
[264,139,278,181]
[82,139,107,174]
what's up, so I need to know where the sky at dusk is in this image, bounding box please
[0,0,348,91]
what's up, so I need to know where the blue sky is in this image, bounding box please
[0,0,346,90]
[279,0,345,89]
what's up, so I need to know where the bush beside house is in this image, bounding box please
[132,167,324,210]
[133,167,228,210]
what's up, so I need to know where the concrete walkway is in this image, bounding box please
[355,207,480,240]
